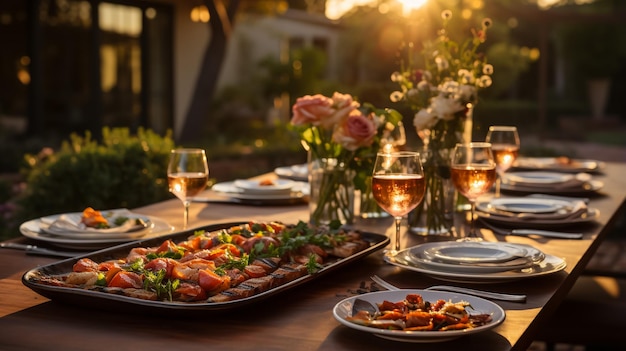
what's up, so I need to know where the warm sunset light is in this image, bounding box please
[398,0,428,15]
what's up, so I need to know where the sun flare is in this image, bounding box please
[398,0,428,14]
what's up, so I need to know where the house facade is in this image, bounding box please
[0,0,341,141]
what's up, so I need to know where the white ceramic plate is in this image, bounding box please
[36,209,153,239]
[20,212,175,249]
[333,289,505,343]
[504,172,574,185]
[485,197,571,214]
[384,251,566,284]
[513,157,605,173]
[212,181,309,200]
[420,241,530,264]
[406,242,543,274]
[233,179,295,195]
[476,206,600,228]
[274,164,308,181]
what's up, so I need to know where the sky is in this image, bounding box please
[325,0,588,19]
[325,0,374,20]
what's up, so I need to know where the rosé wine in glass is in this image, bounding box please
[486,126,520,197]
[372,151,425,254]
[167,149,209,229]
[451,143,496,240]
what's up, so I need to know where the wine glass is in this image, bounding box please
[167,148,209,229]
[372,151,426,254]
[450,143,497,240]
[485,126,520,197]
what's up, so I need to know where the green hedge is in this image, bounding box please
[16,127,176,222]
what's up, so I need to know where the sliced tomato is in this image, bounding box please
[181,258,216,271]
[104,266,122,284]
[215,243,241,257]
[243,264,266,278]
[73,258,99,272]
[198,269,225,292]
[97,260,120,272]
[174,282,207,301]
[178,236,201,251]
[171,264,198,281]
[144,257,175,277]
[108,271,143,289]
[155,239,179,254]
[230,234,247,246]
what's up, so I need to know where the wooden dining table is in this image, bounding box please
[1,162,625,351]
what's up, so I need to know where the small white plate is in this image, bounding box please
[333,289,505,343]
[504,172,574,185]
[421,241,529,264]
[482,197,572,214]
[274,164,308,181]
[233,179,294,195]
[407,242,543,274]
[212,181,308,200]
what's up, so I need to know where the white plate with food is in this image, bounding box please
[384,251,566,284]
[37,209,152,239]
[333,289,505,343]
[233,179,295,195]
[274,164,308,181]
[211,181,309,200]
[20,210,174,249]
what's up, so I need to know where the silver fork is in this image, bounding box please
[370,275,527,303]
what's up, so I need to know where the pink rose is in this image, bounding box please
[290,94,334,126]
[318,92,360,129]
[332,111,377,151]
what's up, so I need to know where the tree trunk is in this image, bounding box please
[179,0,240,143]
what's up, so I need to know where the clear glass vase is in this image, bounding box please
[308,152,355,226]
[409,104,473,235]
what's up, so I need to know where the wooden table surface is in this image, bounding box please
[1,163,625,351]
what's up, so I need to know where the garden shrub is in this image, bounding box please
[16,127,176,222]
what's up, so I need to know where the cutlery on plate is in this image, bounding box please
[370,275,527,303]
[480,219,583,240]
[0,242,89,258]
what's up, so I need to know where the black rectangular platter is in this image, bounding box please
[22,221,389,314]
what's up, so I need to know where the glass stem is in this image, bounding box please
[183,200,190,229]
[495,174,502,197]
[393,216,402,254]
[469,202,476,237]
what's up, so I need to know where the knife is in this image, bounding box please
[0,242,89,258]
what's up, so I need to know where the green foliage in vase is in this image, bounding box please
[16,127,176,221]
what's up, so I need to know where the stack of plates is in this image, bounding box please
[476,196,599,228]
[513,157,605,174]
[20,209,174,249]
[207,179,309,205]
[500,171,603,195]
[384,241,566,283]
